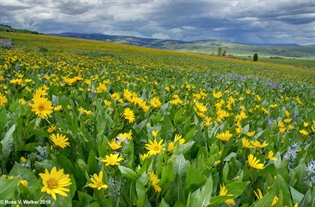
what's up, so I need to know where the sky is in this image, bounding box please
[0,0,314,45]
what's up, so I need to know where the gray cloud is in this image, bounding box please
[0,0,314,44]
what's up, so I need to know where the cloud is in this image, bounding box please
[0,0,314,44]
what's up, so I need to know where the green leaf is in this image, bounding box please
[161,115,173,141]
[185,164,206,187]
[226,181,249,198]
[187,175,213,207]
[173,154,189,177]
[9,162,38,188]
[136,178,147,207]
[273,174,291,206]
[210,195,233,205]
[160,162,174,185]
[57,154,75,175]
[254,188,277,207]
[159,198,170,207]
[70,175,77,199]
[174,108,184,125]
[184,127,196,142]
[176,141,195,155]
[1,124,15,162]
[0,176,19,200]
[87,150,98,175]
[119,166,138,180]
[290,187,304,205]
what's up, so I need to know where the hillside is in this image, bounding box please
[54,32,315,58]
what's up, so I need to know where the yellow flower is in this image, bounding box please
[149,171,161,193]
[248,154,264,170]
[219,184,235,207]
[88,171,108,190]
[39,167,72,200]
[246,131,255,137]
[124,108,135,123]
[145,138,164,156]
[140,153,150,161]
[54,105,62,111]
[152,130,159,137]
[49,133,70,148]
[174,134,185,145]
[47,125,56,133]
[216,130,233,142]
[0,93,8,107]
[108,139,122,150]
[168,142,175,152]
[242,138,254,148]
[149,97,162,108]
[213,90,222,98]
[18,179,28,188]
[299,129,309,136]
[216,109,230,122]
[20,156,27,163]
[29,97,53,119]
[267,151,277,161]
[254,188,263,200]
[101,154,124,166]
[250,140,268,148]
[271,196,278,206]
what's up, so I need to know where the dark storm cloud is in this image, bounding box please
[0,0,314,44]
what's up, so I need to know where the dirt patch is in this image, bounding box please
[0,38,14,48]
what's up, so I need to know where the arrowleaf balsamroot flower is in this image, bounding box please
[216,130,233,142]
[88,171,108,190]
[49,133,70,148]
[219,183,235,206]
[267,151,277,161]
[145,138,164,156]
[149,171,161,193]
[0,93,8,107]
[29,97,53,119]
[124,108,135,123]
[248,154,264,170]
[101,154,124,166]
[108,139,122,150]
[39,167,72,200]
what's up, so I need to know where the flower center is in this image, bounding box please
[153,145,160,152]
[47,178,58,189]
[96,181,103,187]
[38,104,45,111]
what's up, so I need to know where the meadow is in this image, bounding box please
[0,32,315,207]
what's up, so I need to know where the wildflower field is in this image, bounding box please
[0,33,315,207]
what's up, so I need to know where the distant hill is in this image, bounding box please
[0,24,39,34]
[53,32,315,58]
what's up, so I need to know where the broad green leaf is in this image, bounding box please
[173,154,189,177]
[185,164,206,187]
[1,124,15,161]
[57,154,75,175]
[290,187,304,205]
[136,178,147,207]
[174,108,184,125]
[9,162,38,188]
[119,166,138,180]
[254,188,277,207]
[226,181,250,198]
[176,141,195,155]
[210,195,233,205]
[0,176,19,200]
[87,150,98,175]
[160,162,174,185]
[187,175,213,207]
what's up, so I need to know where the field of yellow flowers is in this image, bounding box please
[0,32,315,207]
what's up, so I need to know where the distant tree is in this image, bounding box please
[217,47,222,56]
[253,53,258,61]
[222,50,226,56]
